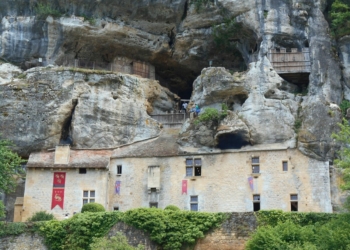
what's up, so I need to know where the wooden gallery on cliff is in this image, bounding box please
[14,48,333,221]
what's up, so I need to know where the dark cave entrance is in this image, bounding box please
[278,73,309,95]
[59,99,78,145]
[217,132,250,150]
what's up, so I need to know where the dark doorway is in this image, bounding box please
[217,133,250,150]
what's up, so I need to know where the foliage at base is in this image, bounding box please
[89,232,144,250]
[123,208,225,250]
[246,210,350,250]
[0,222,27,237]
[27,211,55,222]
[39,212,120,250]
[332,118,350,190]
[36,209,224,250]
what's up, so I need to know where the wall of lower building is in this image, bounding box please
[22,168,108,221]
[108,149,332,212]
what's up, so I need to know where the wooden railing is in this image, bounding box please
[150,113,190,128]
[268,48,310,74]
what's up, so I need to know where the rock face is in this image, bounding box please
[0,64,178,156]
[0,0,348,161]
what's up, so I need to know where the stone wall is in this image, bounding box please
[0,233,47,250]
[194,212,257,250]
[0,213,257,250]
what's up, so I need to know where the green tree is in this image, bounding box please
[27,211,55,222]
[332,118,350,190]
[0,138,25,194]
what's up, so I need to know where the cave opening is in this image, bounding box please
[278,73,309,95]
[59,99,78,145]
[217,132,250,150]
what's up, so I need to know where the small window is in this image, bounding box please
[252,157,260,173]
[194,158,202,166]
[253,194,260,211]
[186,158,193,166]
[185,158,202,176]
[190,196,198,211]
[83,190,95,205]
[79,168,87,174]
[150,202,158,208]
[283,161,288,171]
[252,157,259,164]
[117,165,122,175]
[290,194,298,211]
[186,167,193,176]
[194,166,201,176]
[114,207,119,211]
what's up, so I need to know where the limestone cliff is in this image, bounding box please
[0,0,348,162]
[0,64,178,156]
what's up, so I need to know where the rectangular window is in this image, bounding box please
[83,190,95,205]
[186,158,202,176]
[252,157,260,173]
[113,206,119,211]
[190,196,198,211]
[117,165,122,175]
[149,202,158,208]
[186,167,193,176]
[283,161,288,171]
[290,194,298,211]
[79,168,87,174]
[253,194,261,211]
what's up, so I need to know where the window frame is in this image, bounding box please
[83,190,96,205]
[290,194,298,212]
[282,161,288,171]
[190,195,199,211]
[251,157,260,174]
[185,158,202,177]
[117,165,122,175]
[253,194,261,211]
[149,202,158,208]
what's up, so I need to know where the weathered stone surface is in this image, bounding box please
[0,233,47,250]
[0,64,178,156]
[0,0,346,161]
[179,63,298,149]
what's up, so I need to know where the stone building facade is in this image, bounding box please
[19,131,332,221]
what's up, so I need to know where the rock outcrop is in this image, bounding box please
[0,64,178,156]
[0,0,348,161]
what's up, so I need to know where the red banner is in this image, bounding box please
[51,188,65,209]
[182,180,187,194]
[53,172,66,187]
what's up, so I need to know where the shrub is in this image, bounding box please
[81,203,105,213]
[0,222,27,237]
[35,3,62,18]
[40,212,121,250]
[123,208,225,250]
[195,105,228,125]
[340,99,350,117]
[27,211,55,222]
[190,0,214,11]
[164,205,180,211]
[90,232,144,250]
